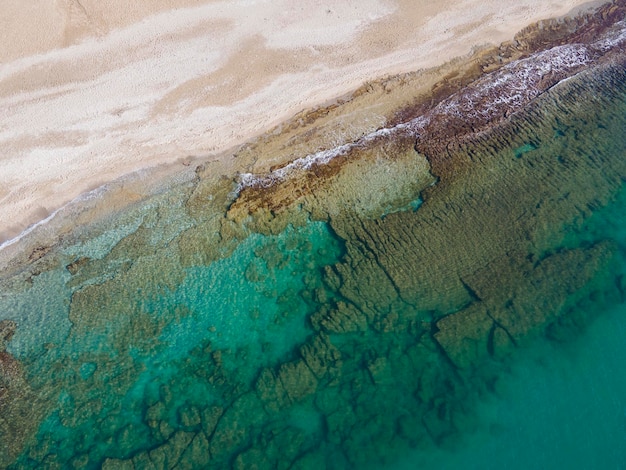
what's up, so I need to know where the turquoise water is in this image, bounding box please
[402,185,626,469]
[1,40,626,469]
[401,304,626,469]
[4,221,345,467]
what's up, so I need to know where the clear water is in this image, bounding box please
[400,303,626,469]
[1,44,626,470]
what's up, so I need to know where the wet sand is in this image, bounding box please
[0,0,601,246]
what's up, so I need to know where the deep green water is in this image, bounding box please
[400,303,626,469]
[1,40,626,469]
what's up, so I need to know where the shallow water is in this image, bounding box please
[1,23,626,470]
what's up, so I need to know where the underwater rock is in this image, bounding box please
[408,337,463,409]
[277,360,319,403]
[66,256,90,275]
[487,243,616,343]
[299,332,342,382]
[130,451,158,470]
[421,403,457,445]
[435,305,494,369]
[0,319,16,352]
[148,430,194,469]
[145,401,166,430]
[177,218,227,268]
[0,320,45,468]
[178,404,202,428]
[233,426,308,470]
[101,458,134,470]
[179,432,211,468]
[342,411,400,467]
[324,403,358,446]
[200,405,223,438]
[289,449,328,470]
[268,427,310,468]
[366,356,393,385]
[209,392,267,460]
[233,447,271,470]
[114,422,146,459]
[255,368,291,413]
[100,459,123,469]
[310,301,368,334]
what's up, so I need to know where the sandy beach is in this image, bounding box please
[0,0,599,245]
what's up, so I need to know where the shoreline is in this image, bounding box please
[227,1,626,223]
[1,2,626,466]
[0,0,604,247]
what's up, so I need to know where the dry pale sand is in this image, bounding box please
[0,0,600,246]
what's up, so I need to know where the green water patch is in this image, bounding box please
[167,222,342,364]
[397,302,626,469]
[513,142,538,158]
[381,195,424,218]
[7,220,345,469]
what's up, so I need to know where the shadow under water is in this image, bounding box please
[1,6,626,470]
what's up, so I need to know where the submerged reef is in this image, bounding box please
[1,1,626,468]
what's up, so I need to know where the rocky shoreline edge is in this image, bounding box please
[229,0,626,220]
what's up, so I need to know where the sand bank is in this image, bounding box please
[0,0,601,245]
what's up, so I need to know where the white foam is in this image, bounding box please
[234,112,432,191]
[237,142,353,190]
[429,43,592,123]
[593,20,626,52]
